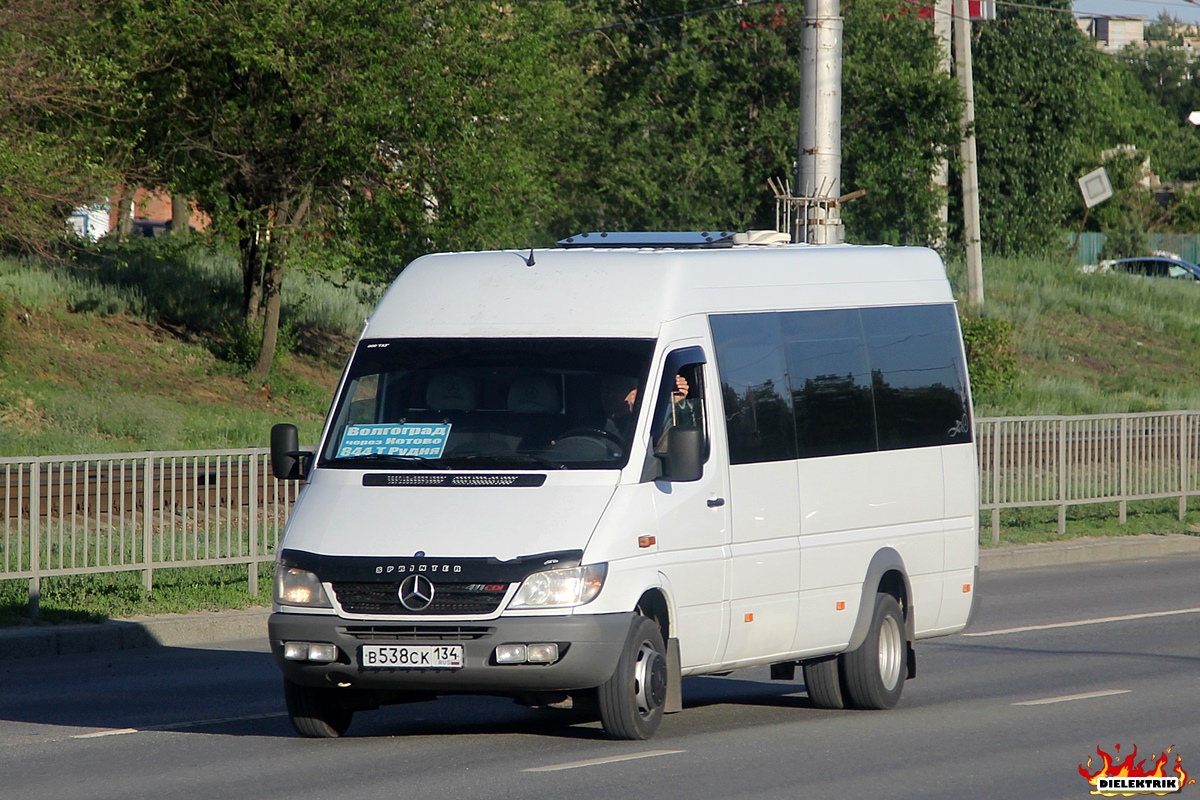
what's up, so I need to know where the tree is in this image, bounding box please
[842,0,961,245]
[552,0,960,246]
[972,0,1099,255]
[0,0,133,255]
[126,0,587,377]
[1144,11,1187,45]
[556,1,802,234]
[333,1,596,279]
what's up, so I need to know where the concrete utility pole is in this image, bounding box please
[954,0,985,306]
[933,0,953,248]
[797,0,844,244]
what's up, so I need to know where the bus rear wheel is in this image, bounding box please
[841,592,906,710]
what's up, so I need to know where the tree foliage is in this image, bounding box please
[554,1,800,233]
[560,0,959,245]
[0,0,133,255]
[842,0,961,245]
[971,0,1099,255]
[14,0,1200,316]
[124,1,586,374]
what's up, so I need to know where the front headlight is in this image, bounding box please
[274,565,333,608]
[508,564,607,609]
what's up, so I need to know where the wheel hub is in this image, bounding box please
[877,614,903,692]
[633,644,667,716]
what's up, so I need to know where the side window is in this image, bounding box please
[710,314,798,464]
[782,309,877,458]
[649,360,708,456]
[861,304,972,449]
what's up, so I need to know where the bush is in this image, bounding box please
[960,314,1017,402]
[214,319,297,375]
[1100,214,1149,260]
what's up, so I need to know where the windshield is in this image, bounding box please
[320,338,656,470]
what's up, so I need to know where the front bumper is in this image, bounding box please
[269,611,634,693]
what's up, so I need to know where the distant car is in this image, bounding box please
[1103,256,1200,282]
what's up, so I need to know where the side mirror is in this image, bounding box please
[655,426,704,483]
[271,423,311,481]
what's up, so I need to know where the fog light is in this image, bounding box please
[495,644,527,664]
[307,643,338,663]
[283,641,310,661]
[283,641,338,662]
[526,643,559,663]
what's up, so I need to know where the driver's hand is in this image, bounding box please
[673,374,689,402]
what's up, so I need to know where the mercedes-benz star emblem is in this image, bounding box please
[398,574,435,612]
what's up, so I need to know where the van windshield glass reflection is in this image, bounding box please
[320,338,655,470]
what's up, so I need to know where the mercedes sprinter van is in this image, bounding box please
[268,230,980,740]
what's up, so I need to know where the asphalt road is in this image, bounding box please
[1,553,1197,800]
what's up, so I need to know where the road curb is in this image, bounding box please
[2,534,1198,661]
[979,533,1200,573]
[0,608,269,662]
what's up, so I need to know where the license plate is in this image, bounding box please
[360,644,464,669]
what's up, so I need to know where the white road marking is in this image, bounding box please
[963,607,1200,638]
[69,711,287,739]
[72,728,138,739]
[1013,689,1130,706]
[524,749,685,773]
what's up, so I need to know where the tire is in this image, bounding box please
[802,655,845,710]
[597,615,668,740]
[284,678,354,738]
[841,592,907,710]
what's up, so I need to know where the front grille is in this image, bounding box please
[341,625,492,641]
[332,581,509,615]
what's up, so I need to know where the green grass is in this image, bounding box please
[948,253,1200,415]
[981,500,1200,547]
[0,563,274,626]
[0,238,371,456]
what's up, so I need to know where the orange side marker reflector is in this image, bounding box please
[638,535,656,548]
[744,613,754,623]
[963,583,972,593]
[836,601,846,611]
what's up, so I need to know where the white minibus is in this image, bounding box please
[268,230,980,740]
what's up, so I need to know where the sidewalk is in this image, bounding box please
[2,534,1197,661]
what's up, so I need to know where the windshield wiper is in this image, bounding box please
[329,454,450,469]
[442,452,566,470]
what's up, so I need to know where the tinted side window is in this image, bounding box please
[782,309,876,458]
[861,305,972,449]
[710,314,798,464]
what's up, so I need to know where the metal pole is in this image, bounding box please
[249,453,259,596]
[954,0,984,305]
[798,0,844,244]
[142,455,154,594]
[29,463,41,618]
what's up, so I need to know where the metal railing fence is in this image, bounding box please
[0,448,302,615]
[977,412,1200,544]
[3,412,1199,612]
